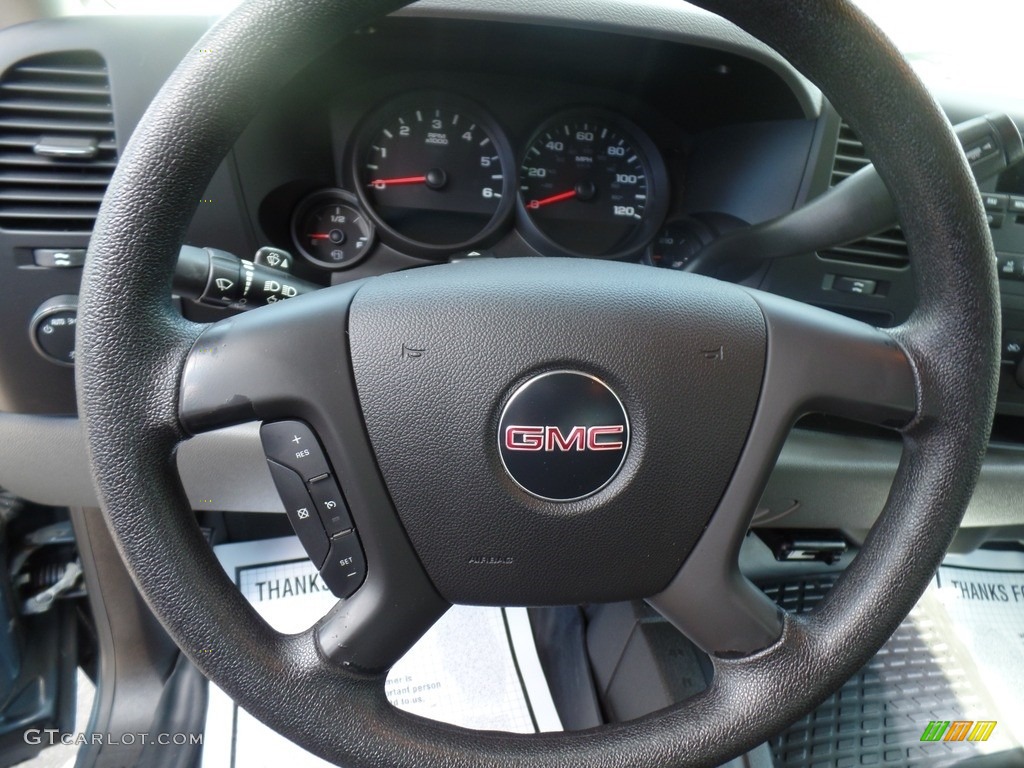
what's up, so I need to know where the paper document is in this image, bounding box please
[928,563,1024,747]
[202,536,561,768]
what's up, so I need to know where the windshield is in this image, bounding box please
[54,0,1021,101]
[850,0,1020,102]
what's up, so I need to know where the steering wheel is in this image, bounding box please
[76,0,1000,765]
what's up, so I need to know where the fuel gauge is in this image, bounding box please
[291,189,374,269]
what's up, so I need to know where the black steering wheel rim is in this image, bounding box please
[76,0,1000,766]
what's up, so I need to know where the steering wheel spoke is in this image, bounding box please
[179,283,448,672]
[748,289,918,430]
[650,289,917,657]
[178,283,360,434]
[315,576,446,672]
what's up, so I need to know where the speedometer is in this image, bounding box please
[518,110,668,259]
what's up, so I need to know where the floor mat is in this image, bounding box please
[765,552,1024,768]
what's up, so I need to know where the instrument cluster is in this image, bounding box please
[288,90,677,270]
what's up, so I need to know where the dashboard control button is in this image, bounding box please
[981,193,1007,212]
[33,248,86,268]
[997,254,1024,280]
[1009,196,1024,214]
[266,460,328,568]
[965,137,999,165]
[205,251,243,306]
[253,246,292,272]
[260,420,331,481]
[834,276,877,295]
[987,212,1004,229]
[308,475,353,535]
[1001,330,1024,364]
[33,310,77,364]
[29,295,79,366]
[319,532,367,598]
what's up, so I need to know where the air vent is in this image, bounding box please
[819,121,910,269]
[0,51,116,234]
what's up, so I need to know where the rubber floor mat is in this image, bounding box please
[763,559,1024,768]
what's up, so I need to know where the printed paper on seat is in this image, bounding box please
[202,536,561,768]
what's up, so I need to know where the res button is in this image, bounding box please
[260,420,331,481]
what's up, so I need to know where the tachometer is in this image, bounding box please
[518,110,668,259]
[352,93,515,257]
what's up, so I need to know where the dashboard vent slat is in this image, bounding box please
[0,134,116,152]
[0,169,113,187]
[14,63,108,78]
[0,205,101,222]
[0,152,117,170]
[0,50,116,234]
[0,188,107,204]
[0,115,113,133]
[820,121,909,269]
[1,81,111,98]
[0,97,114,116]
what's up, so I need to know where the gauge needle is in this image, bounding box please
[309,233,332,240]
[368,175,427,190]
[527,190,577,209]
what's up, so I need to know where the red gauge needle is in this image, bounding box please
[368,175,427,190]
[527,190,576,209]
[309,233,332,240]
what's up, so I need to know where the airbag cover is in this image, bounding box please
[348,258,765,604]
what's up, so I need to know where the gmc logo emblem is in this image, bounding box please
[504,425,625,452]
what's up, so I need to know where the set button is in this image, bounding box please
[319,532,367,599]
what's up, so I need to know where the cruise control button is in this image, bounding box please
[260,420,330,481]
[308,475,353,535]
[1009,196,1024,214]
[320,532,367,598]
[266,460,328,568]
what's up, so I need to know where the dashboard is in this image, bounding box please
[0,4,1023,530]
[242,19,809,280]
